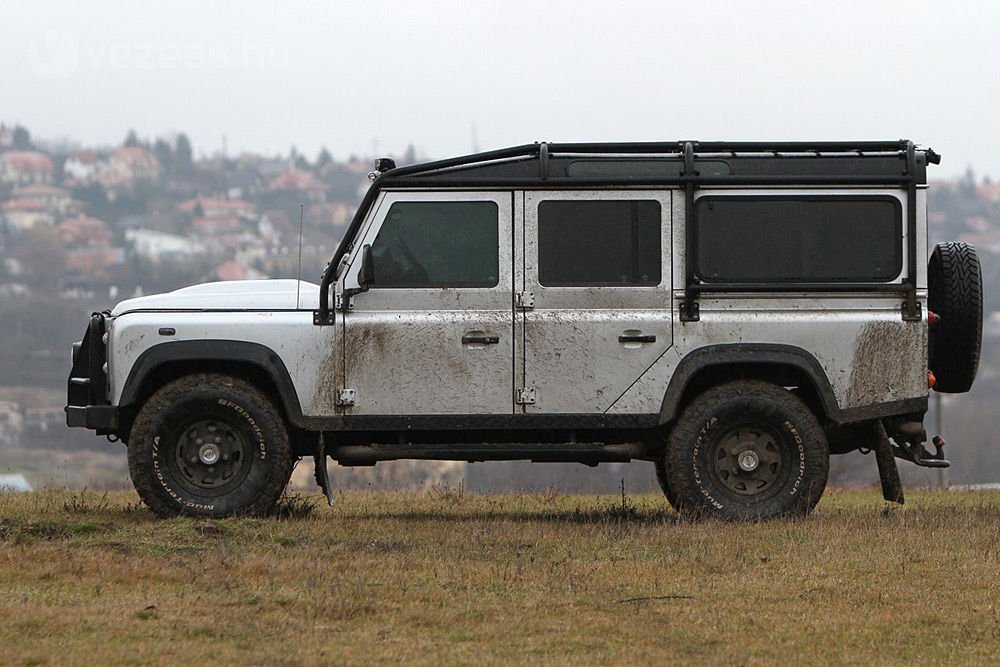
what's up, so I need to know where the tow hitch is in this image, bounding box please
[893,434,949,468]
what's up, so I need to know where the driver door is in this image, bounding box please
[339,191,514,415]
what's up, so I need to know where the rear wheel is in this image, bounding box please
[664,380,829,521]
[653,457,679,510]
[127,373,294,518]
[928,241,983,393]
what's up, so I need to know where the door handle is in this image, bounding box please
[462,334,500,345]
[619,334,656,344]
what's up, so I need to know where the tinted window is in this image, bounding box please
[538,200,661,286]
[695,197,902,282]
[370,201,499,288]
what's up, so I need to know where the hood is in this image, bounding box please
[110,279,320,315]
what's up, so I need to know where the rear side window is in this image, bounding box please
[370,201,499,288]
[538,200,661,286]
[695,196,902,282]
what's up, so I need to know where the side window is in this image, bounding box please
[369,201,499,288]
[695,196,902,282]
[537,200,661,286]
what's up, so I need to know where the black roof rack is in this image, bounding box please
[376,140,934,186]
[315,140,937,325]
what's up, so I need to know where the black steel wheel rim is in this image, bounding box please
[708,423,789,502]
[168,417,253,496]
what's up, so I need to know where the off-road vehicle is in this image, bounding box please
[67,140,983,520]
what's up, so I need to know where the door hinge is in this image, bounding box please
[901,288,921,322]
[679,299,700,322]
[335,293,355,311]
[516,291,535,310]
[335,389,356,406]
[516,387,536,405]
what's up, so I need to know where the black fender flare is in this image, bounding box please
[658,344,842,424]
[119,340,305,425]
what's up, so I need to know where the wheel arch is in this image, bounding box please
[659,344,841,426]
[118,340,305,436]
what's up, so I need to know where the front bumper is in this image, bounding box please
[65,312,118,433]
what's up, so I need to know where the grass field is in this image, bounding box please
[2,488,1000,666]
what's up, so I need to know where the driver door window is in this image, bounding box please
[369,201,499,288]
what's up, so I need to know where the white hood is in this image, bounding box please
[110,280,320,315]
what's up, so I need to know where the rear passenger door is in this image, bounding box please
[517,191,673,414]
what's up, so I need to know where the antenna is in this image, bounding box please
[295,203,304,309]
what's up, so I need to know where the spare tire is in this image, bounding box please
[928,241,983,393]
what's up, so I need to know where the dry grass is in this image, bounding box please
[2,488,1000,666]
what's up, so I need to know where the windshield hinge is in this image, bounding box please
[516,291,535,310]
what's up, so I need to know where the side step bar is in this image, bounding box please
[331,442,646,467]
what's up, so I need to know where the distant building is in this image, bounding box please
[12,184,75,216]
[179,197,256,221]
[192,215,244,236]
[57,214,111,245]
[126,228,207,263]
[0,151,54,185]
[97,146,160,186]
[268,167,328,202]
[58,215,121,280]
[1,198,52,230]
[64,150,101,182]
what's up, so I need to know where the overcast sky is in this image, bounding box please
[2,1,998,178]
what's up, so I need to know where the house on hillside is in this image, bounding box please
[1,199,52,230]
[64,150,101,183]
[125,229,207,264]
[12,184,76,216]
[57,214,123,280]
[97,146,160,187]
[192,215,244,236]
[268,167,328,202]
[0,151,54,185]
[179,197,256,221]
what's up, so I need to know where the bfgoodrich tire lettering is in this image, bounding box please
[664,380,829,521]
[128,373,293,518]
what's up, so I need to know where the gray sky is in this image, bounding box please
[2,0,998,178]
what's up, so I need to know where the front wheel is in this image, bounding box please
[664,380,829,521]
[127,373,294,518]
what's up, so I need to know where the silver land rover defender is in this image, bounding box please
[66,141,983,520]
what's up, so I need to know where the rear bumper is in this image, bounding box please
[65,312,117,434]
[65,405,118,430]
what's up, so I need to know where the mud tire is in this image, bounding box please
[127,373,294,518]
[928,241,983,393]
[653,457,679,510]
[664,380,829,521]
